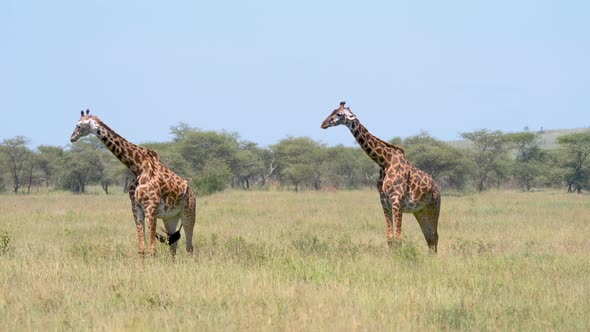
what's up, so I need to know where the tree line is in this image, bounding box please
[1,124,589,195]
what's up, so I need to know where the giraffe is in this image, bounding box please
[321,102,440,252]
[70,109,197,257]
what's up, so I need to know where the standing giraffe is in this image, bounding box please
[321,102,440,252]
[70,110,196,257]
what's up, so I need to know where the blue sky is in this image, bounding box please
[1,1,588,148]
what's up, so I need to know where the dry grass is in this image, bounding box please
[0,190,589,331]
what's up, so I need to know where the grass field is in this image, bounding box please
[0,190,589,331]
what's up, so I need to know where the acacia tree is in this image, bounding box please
[177,129,239,195]
[505,132,548,191]
[37,145,65,187]
[170,122,193,142]
[399,132,473,191]
[233,141,267,190]
[0,154,6,192]
[259,149,278,187]
[557,131,590,193]
[461,129,509,192]
[0,136,32,193]
[272,137,325,192]
[62,138,104,193]
[23,152,44,193]
[98,154,124,195]
[322,146,377,189]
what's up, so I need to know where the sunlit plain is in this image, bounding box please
[0,190,588,330]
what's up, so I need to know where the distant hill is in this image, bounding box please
[446,128,590,150]
[535,128,590,149]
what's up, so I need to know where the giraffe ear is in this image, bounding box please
[86,109,90,116]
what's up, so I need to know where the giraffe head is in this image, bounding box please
[70,109,99,142]
[320,101,357,129]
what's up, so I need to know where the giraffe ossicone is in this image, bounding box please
[321,101,440,252]
[70,110,197,257]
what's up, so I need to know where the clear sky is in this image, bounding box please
[1,1,588,148]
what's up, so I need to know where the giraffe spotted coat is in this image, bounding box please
[70,110,196,257]
[321,102,440,252]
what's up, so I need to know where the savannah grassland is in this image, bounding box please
[0,190,589,331]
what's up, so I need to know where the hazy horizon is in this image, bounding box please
[7,121,590,151]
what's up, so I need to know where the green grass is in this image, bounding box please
[0,190,589,330]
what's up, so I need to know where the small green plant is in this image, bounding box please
[143,293,173,309]
[0,230,11,256]
[335,234,360,258]
[393,239,423,263]
[428,301,475,330]
[291,234,331,257]
[451,237,491,256]
[224,236,268,265]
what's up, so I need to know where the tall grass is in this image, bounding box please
[0,190,588,330]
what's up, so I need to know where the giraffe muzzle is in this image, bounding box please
[70,132,80,143]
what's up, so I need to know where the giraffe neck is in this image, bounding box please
[347,119,402,168]
[93,120,148,176]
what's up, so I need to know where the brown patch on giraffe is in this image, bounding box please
[357,136,366,146]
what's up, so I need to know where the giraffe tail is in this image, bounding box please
[155,225,183,246]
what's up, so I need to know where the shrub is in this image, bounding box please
[0,230,10,255]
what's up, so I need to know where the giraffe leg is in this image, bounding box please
[145,210,158,257]
[379,191,394,249]
[181,190,197,255]
[128,180,146,256]
[391,197,403,246]
[377,169,394,249]
[132,205,146,256]
[413,204,439,253]
[135,188,161,257]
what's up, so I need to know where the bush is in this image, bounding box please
[393,239,423,263]
[191,159,232,196]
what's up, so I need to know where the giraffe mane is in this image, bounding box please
[353,118,405,154]
[145,148,160,160]
[92,116,161,161]
[372,139,404,154]
[339,102,404,154]
[91,116,114,132]
[383,140,405,154]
